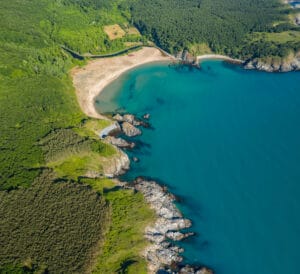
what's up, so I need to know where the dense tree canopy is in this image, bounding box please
[130,0,300,58]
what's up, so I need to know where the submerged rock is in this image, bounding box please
[133,156,140,162]
[122,122,142,137]
[143,113,151,120]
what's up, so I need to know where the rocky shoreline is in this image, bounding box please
[180,50,300,73]
[100,113,213,274]
[244,55,300,72]
[134,178,212,274]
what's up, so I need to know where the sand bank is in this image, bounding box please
[197,54,243,63]
[71,47,173,119]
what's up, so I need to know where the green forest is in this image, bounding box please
[0,0,299,272]
[0,0,152,273]
[130,0,300,58]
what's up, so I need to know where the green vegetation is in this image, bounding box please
[0,0,143,190]
[38,127,116,180]
[82,178,155,274]
[0,170,110,273]
[0,0,154,273]
[130,0,300,59]
[74,118,113,138]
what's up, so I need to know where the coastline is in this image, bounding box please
[197,54,243,64]
[71,47,298,272]
[71,47,215,273]
[71,47,173,119]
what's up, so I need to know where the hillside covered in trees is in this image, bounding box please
[0,0,152,272]
[130,0,300,59]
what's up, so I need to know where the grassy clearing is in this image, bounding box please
[74,118,113,138]
[41,125,117,180]
[48,153,103,180]
[104,24,126,40]
[249,31,300,43]
[81,178,155,274]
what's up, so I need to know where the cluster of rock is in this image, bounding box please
[244,55,300,72]
[172,50,200,69]
[100,113,150,150]
[99,113,213,273]
[134,178,213,274]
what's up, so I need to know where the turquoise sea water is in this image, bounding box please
[95,61,300,274]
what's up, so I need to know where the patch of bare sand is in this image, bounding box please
[71,47,173,119]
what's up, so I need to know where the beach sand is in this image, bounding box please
[71,47,173,119]
[197,54,243,63]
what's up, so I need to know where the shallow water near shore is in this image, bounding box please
[95,61,300,274]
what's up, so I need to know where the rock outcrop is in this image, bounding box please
[113,113,141,125]
[134,178,199,273]
[244,54,300,72]
[100,113,213,273]
[121,121,142,137]
[104,136,135,149]
[134,179,213,274]
[179,266,214,274]
[102,148,130,177]
[113,113,150,128]
[112,113,124,123]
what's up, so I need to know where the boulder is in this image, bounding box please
[166,231,195,241]
[122,122,142,137]
[104,136,135,149]
[112,113,124,122]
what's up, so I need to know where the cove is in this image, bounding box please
[95,61,300,274]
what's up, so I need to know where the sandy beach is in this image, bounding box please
[197,54,243,63]
[71,47,173,119]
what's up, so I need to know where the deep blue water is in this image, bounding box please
[95,61,300,274]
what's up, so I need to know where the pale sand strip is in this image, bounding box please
[71,47,173,119]
[197,54,243,63]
